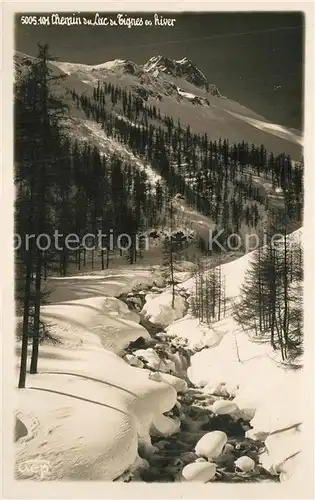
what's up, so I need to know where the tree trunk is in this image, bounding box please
[101,249,105,270]
[106,248,109,269]
[30,250,42,374]
[18,251,32,388]
[78,247,81,271]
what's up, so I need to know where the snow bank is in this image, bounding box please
[15,311,178,480]
[259,426,301,477]
[141,291,187,328]
[183,229,304,480]
[187,331,303,480]
[40,296,149,355]
[48,267,160,304]
[166,315,227,350]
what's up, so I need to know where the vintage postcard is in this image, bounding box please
[1,2,314,499]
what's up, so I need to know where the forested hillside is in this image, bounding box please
[13,44,305,487]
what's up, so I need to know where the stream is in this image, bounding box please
[117,286,277,484]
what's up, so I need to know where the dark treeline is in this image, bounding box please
[15,46,304,386]
[14,46,170,387]
[191,256,227,326]
[70,79,303,245]
[234,212,303,362]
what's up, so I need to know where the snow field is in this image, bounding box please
[16,298,179,479]
[164,229,304,481]
[15,229,304,482]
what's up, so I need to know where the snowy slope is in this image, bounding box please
[166,229,304,481]
[77,120,163,187]
[42,52,302,159]
[15,271,182,480]
[40,296,148,354]
[15,229,304,482]
[16,333,177,480]
[225,109,303,146]
[47,267,163,304]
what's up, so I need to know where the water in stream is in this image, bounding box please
[118,289,277,483]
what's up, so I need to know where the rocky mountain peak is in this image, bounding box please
[143,54,210,90]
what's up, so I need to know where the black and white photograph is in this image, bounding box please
[2,4,314,497]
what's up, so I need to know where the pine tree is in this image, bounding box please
[162,195,177,308]
[15,44,68,385]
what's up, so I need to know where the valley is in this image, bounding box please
[13,43,305,489]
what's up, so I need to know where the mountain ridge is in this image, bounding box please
[14,50,302,160]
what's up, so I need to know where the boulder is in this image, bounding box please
[141,291,187,328]
[151,415,181,437]
[134,348,161,370]
[212,400,239,416]
[182,462,216,482]
[234,456,255,472]
[195,431,227,459]
[124,354,144,369]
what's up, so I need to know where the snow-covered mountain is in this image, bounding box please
[15,51,302,159]
[143,55,221,96]
[52,54,222,96]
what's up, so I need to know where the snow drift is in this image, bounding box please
[141,290,187,328]
[169,229,304,480]
[15,293,181,480]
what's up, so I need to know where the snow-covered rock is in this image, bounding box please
[160,358,176,374]
[203,382,230,398]
[146,370,188,393]
[248,374,302,437]
[167,315,226,351]
[234,456,255,472]
[195,431,227,459]
[134,348,161,370]
[153,276,166,288]
[141,291,187,328]
[151,414,181,437]
[212,399,239,416]
[129,455,150,473]
[124,354,144,368]
[181,462,216,482]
